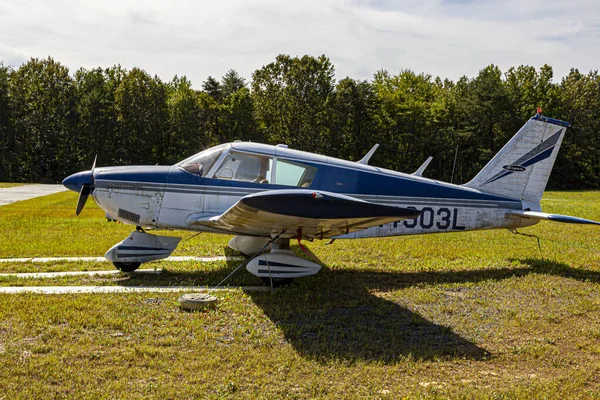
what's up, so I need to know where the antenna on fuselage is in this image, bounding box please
[450,144,459,183]
[412,156,433,177]
[357,144,379,165]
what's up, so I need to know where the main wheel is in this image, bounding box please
[261,277,294,287]
[113,261,141,272]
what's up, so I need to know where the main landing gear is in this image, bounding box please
[104,232,321,287]
[243,238,321,286]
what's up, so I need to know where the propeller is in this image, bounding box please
[75,155,97,216]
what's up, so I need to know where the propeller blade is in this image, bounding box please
[91,154,97,172]
[76,184,92,216]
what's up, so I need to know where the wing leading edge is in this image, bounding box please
[187,189,421,239]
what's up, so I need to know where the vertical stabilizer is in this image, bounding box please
[463,114,569,204]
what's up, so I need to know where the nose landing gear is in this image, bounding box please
[113,261,142,273]
[105,231,182,272]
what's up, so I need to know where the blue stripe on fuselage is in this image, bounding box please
[95,166,171,185]
[96,165,520,203]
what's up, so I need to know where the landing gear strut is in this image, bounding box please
[260,239,295,287]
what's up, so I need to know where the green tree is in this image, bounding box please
[221,69,246,98]
[504,64,559,134]
[74,66,124,168]
[197,90,221,147]
[9,57,77,181]
[114,68,169,164]
[202,76,222,102]
[252,54,335,152]
[330,78,381,162]
[167,75,205,161]
[220,87,260,143]
[0,63,13,180]
[372,69,439,173]
[451,65,512,182]
[552,69,600,189]
[197,72,258,146]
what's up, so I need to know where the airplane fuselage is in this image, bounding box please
[89,142,536,240]
[63,116,600,277]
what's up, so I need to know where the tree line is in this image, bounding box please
[0,55,598,189]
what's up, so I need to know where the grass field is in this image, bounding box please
[0,191,599,398]
[0,182,27,188]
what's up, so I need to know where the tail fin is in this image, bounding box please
[463,114,569,203]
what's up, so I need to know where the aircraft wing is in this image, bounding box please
[512,211,600,225]
[187,189,421,239]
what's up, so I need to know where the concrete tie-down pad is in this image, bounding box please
[0,184,67,206]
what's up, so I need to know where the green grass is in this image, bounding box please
[0,182,27,188]
[0,191,231,258]
[0,191,599,398]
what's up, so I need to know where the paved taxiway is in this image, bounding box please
[0,184,67,206]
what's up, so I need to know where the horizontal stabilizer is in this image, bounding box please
[512,211,600,226]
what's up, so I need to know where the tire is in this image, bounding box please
[113,261,142,272]
[261,277,294,287]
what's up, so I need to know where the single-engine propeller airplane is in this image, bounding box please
[63,112,599,284]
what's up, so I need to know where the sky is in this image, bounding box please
[1,0,599,87]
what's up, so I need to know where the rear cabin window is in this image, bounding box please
[214,152,273,183]
[275,159,317,187]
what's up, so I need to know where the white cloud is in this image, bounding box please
[0,0,599,87]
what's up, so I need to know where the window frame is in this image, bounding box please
[272,157,317,188]
[176,144,229,178]
[210,149,275,184]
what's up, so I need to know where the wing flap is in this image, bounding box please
[188,189,420,238]
[512,211,600,226]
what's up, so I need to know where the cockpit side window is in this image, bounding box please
[274,159,317,187]
[214,152,273,183]
[176,145,225,177]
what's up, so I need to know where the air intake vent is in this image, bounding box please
[118,209,140,224]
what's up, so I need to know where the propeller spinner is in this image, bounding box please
[62,156,97,215]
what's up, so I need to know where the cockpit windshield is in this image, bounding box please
[176,144,226,177]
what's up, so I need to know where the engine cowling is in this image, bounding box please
[228,236,272,256]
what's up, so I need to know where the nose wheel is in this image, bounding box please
[113,261,142,272]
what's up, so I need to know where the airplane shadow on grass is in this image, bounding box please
[244,255,600,364]
[120,247,600,365]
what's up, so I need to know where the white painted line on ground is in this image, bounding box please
[0,184,67,206]
[0,269,163,279]
[0,256,244,263]
[0,285,268,294]
[168,256,244,262]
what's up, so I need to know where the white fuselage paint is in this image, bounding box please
[92,180,535,240]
